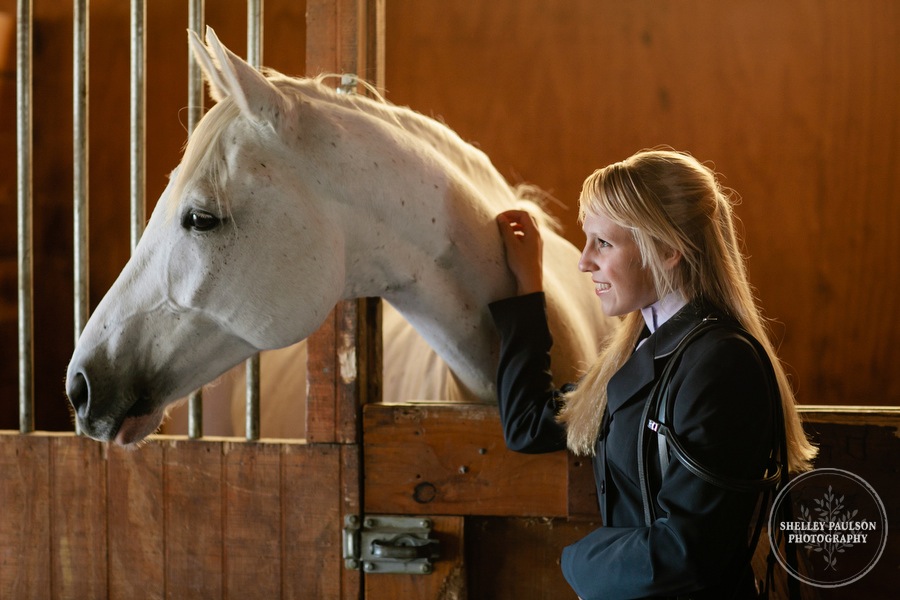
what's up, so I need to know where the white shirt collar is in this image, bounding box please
[641,292,688,334]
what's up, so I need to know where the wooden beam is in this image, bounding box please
[363,403,575,517]
[304,0,384,446]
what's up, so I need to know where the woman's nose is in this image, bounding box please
[577,246,593,273]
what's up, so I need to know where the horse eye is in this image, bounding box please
[182,209,221,232]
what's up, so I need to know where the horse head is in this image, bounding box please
[66,29,359,443]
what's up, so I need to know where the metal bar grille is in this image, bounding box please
[17,0,274,441]
[129,0,146,250]
[16,0,33,434]
[244,0,264,442]
[72,0,89,437]
[186,0,206,440]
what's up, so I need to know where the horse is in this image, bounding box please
[66,27,614,445]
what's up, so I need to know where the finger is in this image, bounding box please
[497,210,536,237]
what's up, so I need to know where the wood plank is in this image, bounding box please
[364,403,568,517]
[0,434,51,600]
[49,435,107,599]
[164,439,224,598]
[466,517,601,600]
[306,300,379,445]
[282,443,347,599]
[107,441,165,600]
[305,0,360,77]
[364,516,465,600]
[340,444,363,598]
[223,442,283,598]
[306,309,339,443]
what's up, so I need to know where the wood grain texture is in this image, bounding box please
[49,435,107,600]
[108,441,165,600]
[364,403,571,517]
[383,0,900,408]
[0,435,50,600]
[0,434,350,599]
[224,442,283,598]
[164,439,224,598]
[281,443,349,599]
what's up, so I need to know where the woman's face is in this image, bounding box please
[578,210,658,317]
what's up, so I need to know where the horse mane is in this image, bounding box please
[168,70,559,231]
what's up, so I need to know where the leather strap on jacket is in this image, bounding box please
[636,316,799,599]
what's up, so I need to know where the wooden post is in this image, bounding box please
[305,2,384,598]
[305,0,384,445]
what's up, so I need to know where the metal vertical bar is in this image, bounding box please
[16,0,34,434]
[187,0,205,134]
[245,0,263,441]
[73,0,89,436]
[130,0,146,250]
[186,0,206,439]
[247,0,263,70]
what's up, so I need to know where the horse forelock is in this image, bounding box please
[166,99,242,219]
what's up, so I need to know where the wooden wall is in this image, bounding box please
[383,0,900,408]
[0,434,352,599]
[1,0,899,431]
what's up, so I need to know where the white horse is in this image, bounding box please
[66,28,613,445]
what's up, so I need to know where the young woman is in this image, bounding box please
[490,149,816,599]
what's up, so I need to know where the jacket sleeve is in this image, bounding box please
[489,292,568,454]
[561,332,774,599]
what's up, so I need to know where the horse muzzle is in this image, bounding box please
[66,368,164,445]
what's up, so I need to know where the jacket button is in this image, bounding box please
[600,480,606,494]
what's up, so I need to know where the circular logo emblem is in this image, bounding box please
[768,468,888,588]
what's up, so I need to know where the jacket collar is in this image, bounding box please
[606,298,718,414]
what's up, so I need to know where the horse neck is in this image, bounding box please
[307,101,516,400]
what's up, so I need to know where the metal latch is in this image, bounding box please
[343,515,440,575]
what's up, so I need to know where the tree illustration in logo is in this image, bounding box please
[798,485,858,571]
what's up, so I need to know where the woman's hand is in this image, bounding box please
[496,209,543,295]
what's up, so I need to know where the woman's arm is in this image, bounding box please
[490,211,567,453]
[490,293,567,453]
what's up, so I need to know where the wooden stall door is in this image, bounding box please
[361,402,597,600]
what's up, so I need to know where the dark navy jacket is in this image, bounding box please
[489,293,773,599]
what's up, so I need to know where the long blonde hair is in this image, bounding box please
[558,149,817,472]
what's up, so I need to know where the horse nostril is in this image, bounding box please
[67,372,89,415]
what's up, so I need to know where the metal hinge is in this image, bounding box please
[343,515,440,575]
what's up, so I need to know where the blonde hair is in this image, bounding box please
[558,149,817,472]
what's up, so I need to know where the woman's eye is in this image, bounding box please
[182,209,221,232]
[595,238,610,250]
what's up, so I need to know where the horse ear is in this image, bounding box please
[187,26,287,126]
